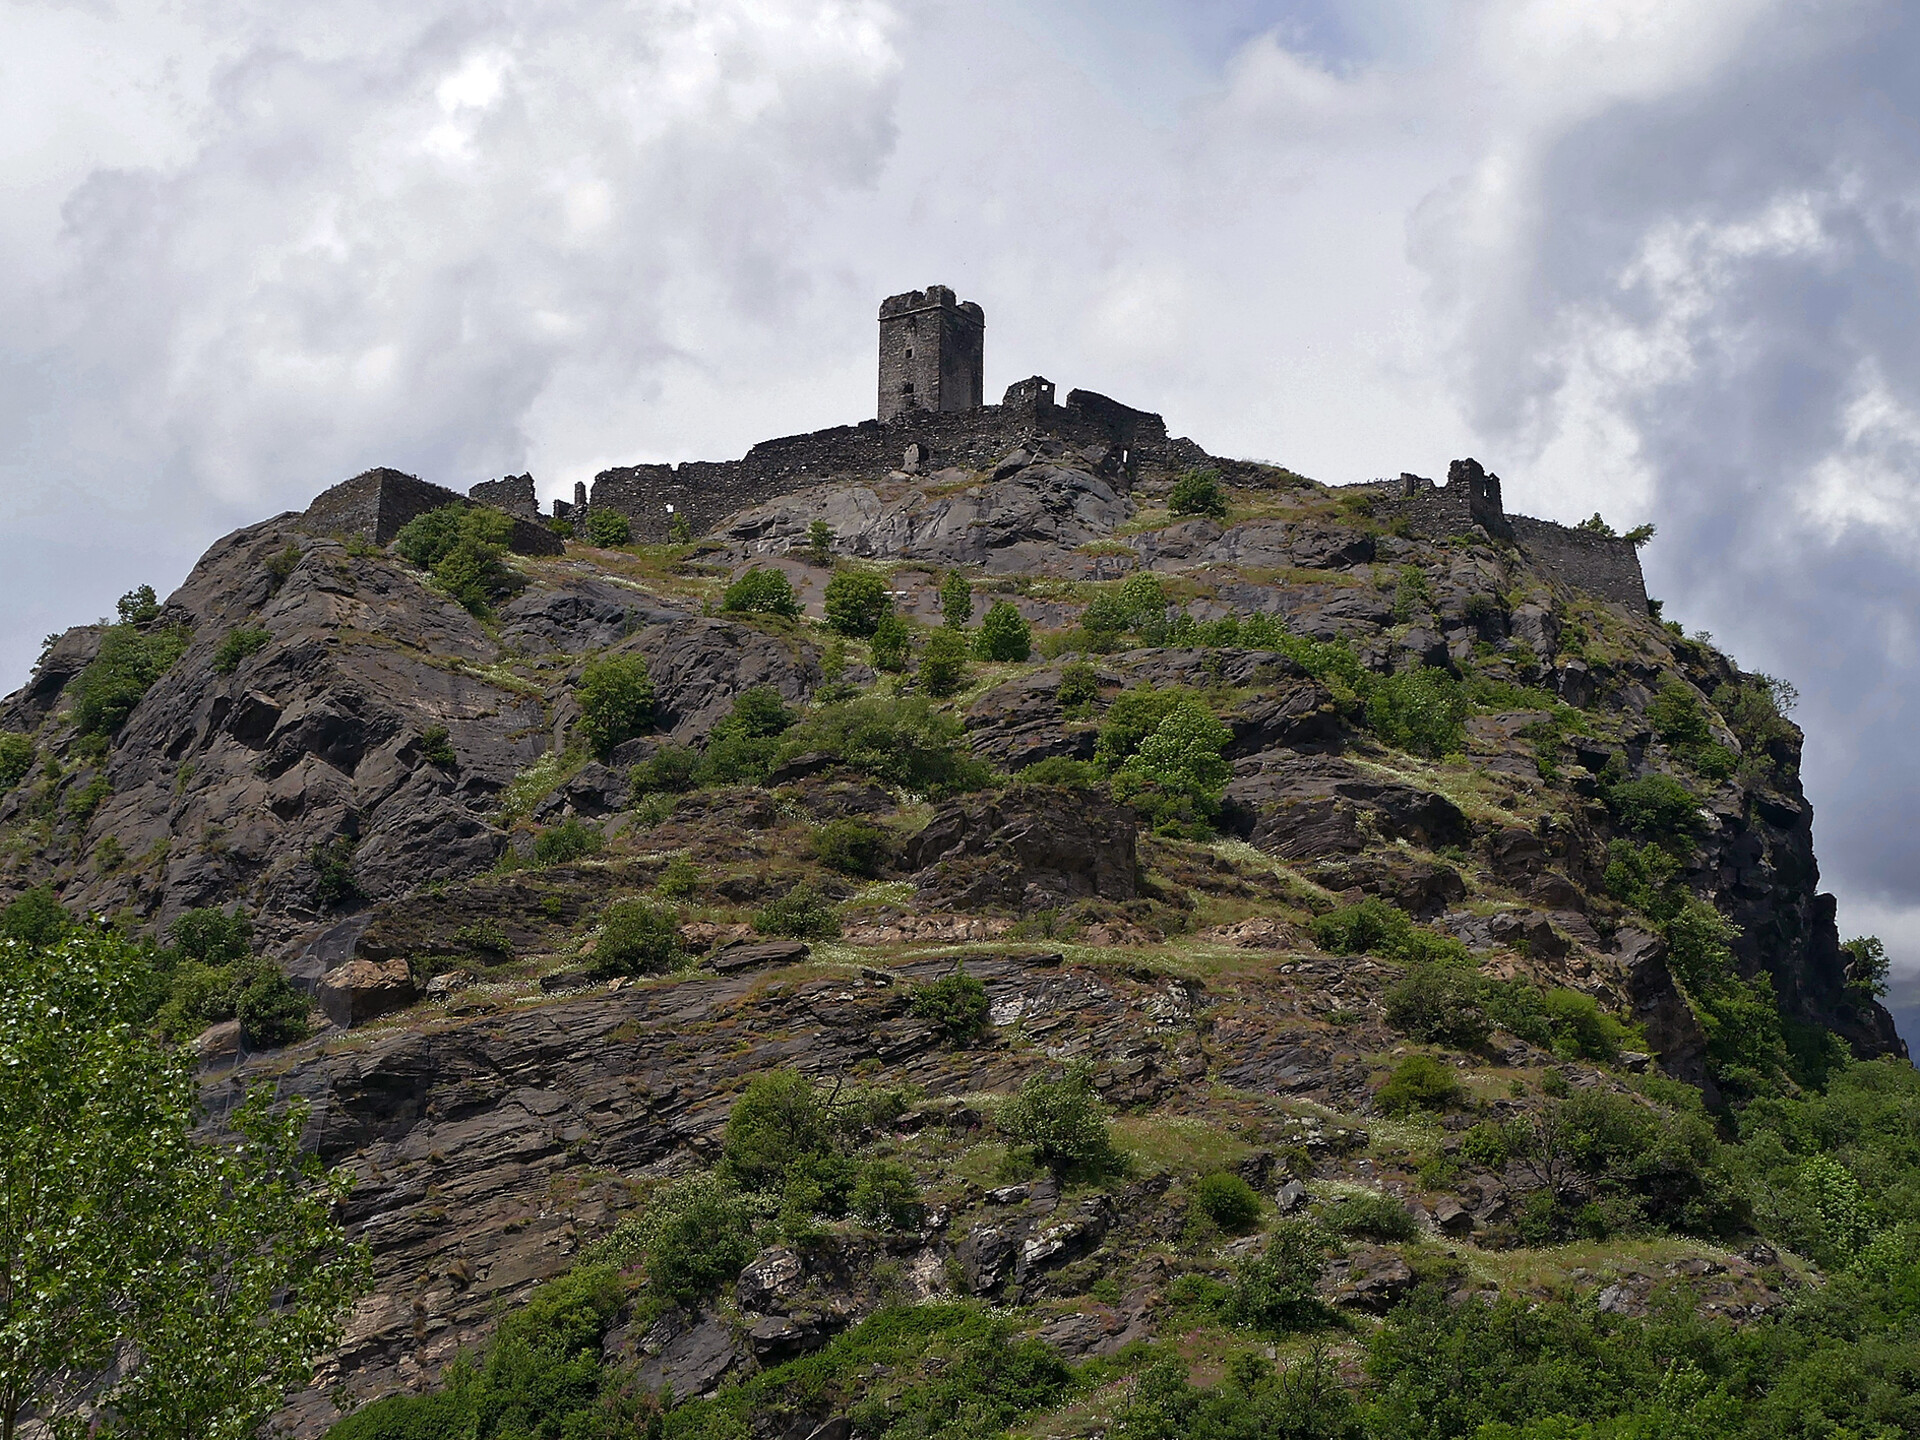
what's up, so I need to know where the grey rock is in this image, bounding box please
[737,1247,806,1312]
[635,1317,742,1398]
[904,789,1137,910]
[710,940,811,973]
[317,959,416,1028]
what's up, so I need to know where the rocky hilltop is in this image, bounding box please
[0,422,1907,1436]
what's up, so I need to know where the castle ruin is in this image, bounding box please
[876,285,985,422]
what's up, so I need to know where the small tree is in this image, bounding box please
[910,963,990,1044]
[0,929,366,1440]
[591,898,682,978]
[918,628,970,697]
[576,654,654,757]
[722,567,803,619]
[722,1070,831,1190]
[583,508,632,547]
[870,613,911,672]
[807,520,834,564]
[669,511,692,543]
[824,569,892,637]
[1168,469,1228,519]
[116,584,162,625]
[997,1064,1121,1175]
[939,570,973,629]
[975,601,1032,662]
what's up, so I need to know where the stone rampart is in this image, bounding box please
[586,383,1175,542]
[300,468,564,556]
[1510,516,1649,611]
[468,473,539,521]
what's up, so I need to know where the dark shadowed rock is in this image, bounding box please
[1222,753,1469,858]
[904,789,1137,910]
[317,959,416,1028]
[711,940,811,973]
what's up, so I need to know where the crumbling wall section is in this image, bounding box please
[301,468,563,555]
[1510,517,1649,611]
[468,474,539,521]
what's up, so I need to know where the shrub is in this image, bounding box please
[1094,684,1195,769]
[1384,960,1491,1048]
[723,566,802,619]
[1313,898,1470,968]
[723,1070,832,1189]
[917,627,970,696]
[777,696,990,796]
[1460,1121,1509,1169]
[1078,592,1129,650]
[752,882,842,940]
[235,971,311,1049]
[657,854,702,899]
[974,602,1031,661]
[700,685,794,786]
[939,570,972,628]
[647,1184,758,1305]
[1109,697,1233,835]
[452,920,512,960]
[590,898,682,978]
[264,543,302,588]
[116,584,162,625]
[70,622,191,737]
[0,733,33,794]
[1321,1189,1419,1240]
[575,654,653,757]
[1376,1054,1465,1116]
[869,612,911,672]
[417,725,456,767]
[1057,660,1099,717]
[823,569,892,637]
[212,626,271,674]
[997,1064,1121,1175]
[1013,756,1103,790]
[629,743,701,798]
[1365,667,1469,756]
[171,906,253,965]
[1194,1172,1262,1232]
[0,888,70,947]
[1225,1221,1332,1334]
[532,818,603,867]
[582,508,631,547]
[1169,469,1229,518]
[812,817,890,877]
[394,504,521,614]
[909,963,990,1044]
[851,1159,924,1230]
[806,519,833,564]
[1608,773,1702,839]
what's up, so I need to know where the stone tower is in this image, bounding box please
[877,285,984,423]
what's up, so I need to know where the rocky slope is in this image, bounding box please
[0,432,1905,1434]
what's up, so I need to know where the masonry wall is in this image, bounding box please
[300,468,564,555]
[1510,516,1649,612]
[468,474,539,521]
[588,387,1174,542]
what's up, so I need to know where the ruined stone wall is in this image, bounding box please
[1510,517,1649,611]
[468,474,539,521]
[300,468,563,556]
[588,387,1175,542]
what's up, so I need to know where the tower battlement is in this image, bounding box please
[877,284,985,422]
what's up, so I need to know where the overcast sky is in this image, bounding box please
[6,0,1920,1008]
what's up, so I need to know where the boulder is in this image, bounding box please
[711,940,812,974]
[317,958,416,1028]
[1222,754,1469,859]
[904,789,1138,910]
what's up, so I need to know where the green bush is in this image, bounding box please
[1057,660,1100,717]
[823,569,892,636]
[1384,960,1491,1048]
[699,685,794,786]
[417,725,455,767]
[1365,667,1468,756]
[394,504,522,614]
[1094,684,1196,769]
[70,621,191,737]
[0,733,34,794]
[776,696,991,797]
[851,1159,924,1229]
[590,898,682,978]
[1608,773,1703,839]
[1194,1172,1262,1232]
[812,817,891,877]
[531,817,603,867]
[940,570,973,628]
[1321,1189,1419,1240]
[235,971,312,1049]
[1109,697,1233,835]
[917,628,970,696]
[116,584,162,624]
[807,519,834,564]
[212,626,271,674]
[1169,469,1229,518]
[997,1064,1121,1176]
[629,743,701,798]
[171,906,254,965]
[1013,756,1103,790]
[1225,1221,1334,1335]
[1314,898,1469,969]
[723,1070,832,1190]
[909,963,990,1044]
[669,511,692,543]
[452,920,512,960]
[575,654,653,757]
[752,882,842,940]
[1111,1348,1356,1438]
[1079,592,1130,650]
[870,612,911,672]
[974,602,1032,661]
[1376,1054,1465,1116]
[657,854,702,899]
[648,1186,758,1306]
[0,888,70,947]
[582,508,631,546]
[1459,1121,1509,1169]
[722,566,802,619]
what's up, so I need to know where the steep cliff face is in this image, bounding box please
[0,436,1903,1432]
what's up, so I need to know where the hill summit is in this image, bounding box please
[0,305,1910,1437]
